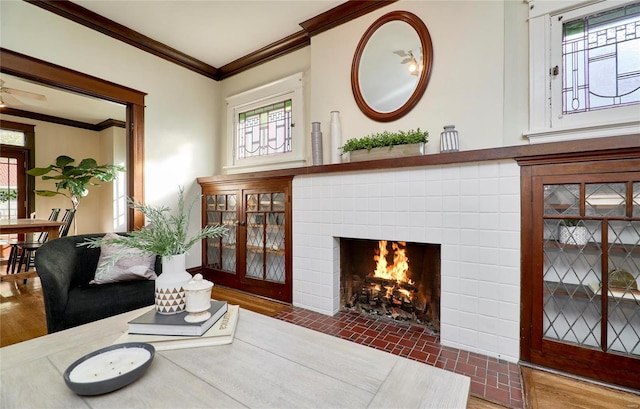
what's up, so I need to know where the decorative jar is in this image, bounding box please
[440,125,459,153]
[184,273,214,323]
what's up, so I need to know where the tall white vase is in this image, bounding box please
[155,253,192,314]
[330,111,342,164]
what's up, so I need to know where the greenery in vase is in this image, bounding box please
[560,219,582,227]
[79,187,226,258]
[340,128,428,155]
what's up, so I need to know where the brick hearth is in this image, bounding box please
[276,306,523,408]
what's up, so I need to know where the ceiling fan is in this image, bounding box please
[0,79,47,107]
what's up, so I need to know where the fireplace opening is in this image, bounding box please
[340,238,440,333]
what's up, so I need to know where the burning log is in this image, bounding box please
[365,276,417,292]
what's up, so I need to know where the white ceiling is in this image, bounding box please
[1,1,344,125]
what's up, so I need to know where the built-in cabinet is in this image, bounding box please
[198,177,292,303]
[520,153,640,390]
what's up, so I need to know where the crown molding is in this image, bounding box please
[26,0,396,81]
[0,107,125,131]
[300,0,396,37]
[25,0,219,80]
[217,31,310,80]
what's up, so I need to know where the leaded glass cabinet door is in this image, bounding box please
[529,169,640,389]
[243,191,286,285]
[199,177,292,303]
[204,192,238,275]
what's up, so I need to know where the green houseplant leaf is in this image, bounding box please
[27,155,125,211]
[79,187,227,259]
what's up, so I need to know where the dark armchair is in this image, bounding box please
[35,233,161,333]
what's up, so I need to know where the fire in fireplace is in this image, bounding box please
[340,238,440,333]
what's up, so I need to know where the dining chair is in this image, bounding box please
[15,209,75,274]
[5,208,60,275]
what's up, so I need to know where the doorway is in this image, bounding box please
[0,48,146,230]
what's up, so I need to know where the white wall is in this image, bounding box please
[0,1,221,267]
[309,0,529,157]
[218,1,530,169]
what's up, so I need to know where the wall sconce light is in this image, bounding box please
[394,49,422,76]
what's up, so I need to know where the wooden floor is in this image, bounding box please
[1,277,638,409]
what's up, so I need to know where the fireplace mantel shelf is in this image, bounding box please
[197,134,639,184]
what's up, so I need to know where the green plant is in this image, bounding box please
[560,219,582,227]
[340,128,428,155]
[26,155,125,211]
[0,189,18,203]
[79,187,226,258]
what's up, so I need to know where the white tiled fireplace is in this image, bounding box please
[292,160,521,362]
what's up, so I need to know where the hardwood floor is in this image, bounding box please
[1,277,638,408]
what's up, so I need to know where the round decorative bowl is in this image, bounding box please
[609,268,638,290]
[63,342,155,396]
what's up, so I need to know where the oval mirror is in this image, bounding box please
[351,11,433,122]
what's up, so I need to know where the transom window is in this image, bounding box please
[237,99,292,160]
[225,72,305,172]
[562,3,640,114]
[527,0,640,142]
[0,129,26,146]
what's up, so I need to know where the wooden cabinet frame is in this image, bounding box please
[198,177,292,303]
[518,150,640,390]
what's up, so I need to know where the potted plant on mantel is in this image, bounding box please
[340,128,428,162]
[26,155,125,234]
[79,187,226,315]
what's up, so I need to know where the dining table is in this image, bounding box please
[0,218,66,239]
[0,218,66,281]
[0,306,471,408]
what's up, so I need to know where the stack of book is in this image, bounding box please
[114,300,239,351]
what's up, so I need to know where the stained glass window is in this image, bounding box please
[236,99,292,160]
[0,129,25,146]
[562,3,640,114]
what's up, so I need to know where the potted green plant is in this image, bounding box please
[26,155,125,234]
[80,187,226,314]
[27,155,125,211]
[340,128,428,162]
[558,219,589,246]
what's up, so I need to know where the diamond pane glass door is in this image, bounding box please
[205,193,237,273]
[607,220,640,357]
[245,192,286,283]
[542,182,640,357]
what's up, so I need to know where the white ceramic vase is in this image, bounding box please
[330,111,342,164]
[558,225,589,246]
[155,253,192,314]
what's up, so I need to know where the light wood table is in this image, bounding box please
[0,219,66,239]
[0,307,470,408]
[0,219,66,281]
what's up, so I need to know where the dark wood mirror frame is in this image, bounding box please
[351,11,433,122]
[0,48,146,230]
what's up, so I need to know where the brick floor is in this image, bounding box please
[275,307,523,408]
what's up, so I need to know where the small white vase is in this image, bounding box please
[330,111,342,164]
[155,253,192,314]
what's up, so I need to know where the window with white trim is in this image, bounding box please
[527,0,640,143]
[225,73,304,171]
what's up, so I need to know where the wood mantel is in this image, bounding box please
[197,134,640,184]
